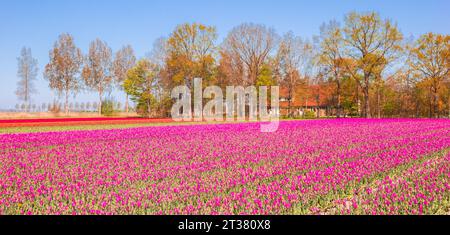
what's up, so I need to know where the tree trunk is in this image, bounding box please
[288,87,293,118]
[316,87,321,119]
[415,98,419,118]
[248,66,256,86]
[377,85,381,118]
[363,75,371,118]
[428,87,433,118]
[25,75,29,113]
[98,89,103,116]
[429,98,432,118]
[448,95,450,118]
[147,100,151,118]
[65,89,69,116]
[125,93,129,113]
[433,87,438,118]
[355,84,360,117]
[336,79,341,118]
[363,88,370,118]
[288,99,292,118]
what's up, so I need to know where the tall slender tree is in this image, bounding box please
[16,47,38,111]
[317,21,349,118]
[275,31,313,117]
[44,33,83,115]
[113,45,136,113]
[82,39,113,115]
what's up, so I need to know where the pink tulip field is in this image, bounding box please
[0,119,449,215]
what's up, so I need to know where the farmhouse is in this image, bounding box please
[279,85,333,118]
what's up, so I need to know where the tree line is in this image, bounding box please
[16,11,450,118]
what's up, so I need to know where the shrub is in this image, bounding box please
[303,110,316,119]
[101,100,117,116]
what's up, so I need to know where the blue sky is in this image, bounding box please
[1,0,449,109]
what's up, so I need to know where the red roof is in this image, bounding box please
[279,84,332,108]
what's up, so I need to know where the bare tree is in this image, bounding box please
[44,33,83,115]
[113,45,136,113]
[16,47,38,112]
[275,31,313,117]
[217,49,246,88]
[222,23,279,86]
[317,21,349,118]
[82,38,113,115]
[447,74,450,118]
[147,37,168,66]
[147,37,172,112]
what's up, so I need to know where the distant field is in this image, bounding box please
[0,117,264,133]
[0,112,139,120]
[0,117,173,127]
[0,117,177,133]
[0,123,179,134]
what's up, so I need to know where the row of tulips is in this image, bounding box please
[332,151,450,215]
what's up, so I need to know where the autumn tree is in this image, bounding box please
[341,12,403,118]
[447,80,450,118]
[113,45,136,113]
[216,50,245,88]
[82,38,113,115]
[222,23,278,86]
[44,33,83,115]
[396,68,420,117]
[275,31,313,117]
[123,59,159,117]
[147,37,173,116]
[165,23,217,89]
[16,47,38,111]
[317,21,351,118]
[409,33,450,117]
[256,64,276,87]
